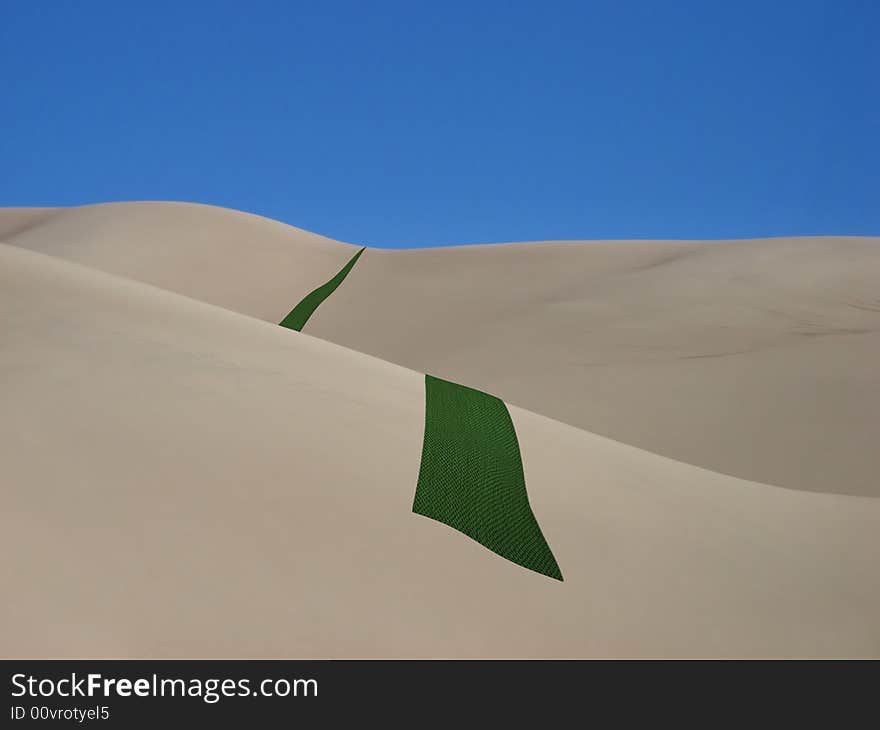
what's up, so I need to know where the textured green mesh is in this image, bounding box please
[279,247,365,331]
[414,374,563,581]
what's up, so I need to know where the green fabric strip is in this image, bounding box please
[279,247,365,331]
[414,374,563,581]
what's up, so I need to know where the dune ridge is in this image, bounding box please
[0,202,360,323]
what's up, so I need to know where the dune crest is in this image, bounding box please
[0,202,359,323]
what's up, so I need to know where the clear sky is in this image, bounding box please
[2,0,877,247]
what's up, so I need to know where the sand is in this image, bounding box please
[1,203,879,657]
[0,202,360,322]
[308,238,880,498]
[4,202,878,496]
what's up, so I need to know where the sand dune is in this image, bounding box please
[4,202,878,496]
[2,242,879,658]
[0,202,360,322]
[311,238,880,497]
[0,207,56,239]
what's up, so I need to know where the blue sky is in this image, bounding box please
[2,0,877,247]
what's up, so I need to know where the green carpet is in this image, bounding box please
[414,374,563,581]
[279,247,365,331]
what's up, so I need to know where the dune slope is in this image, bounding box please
[2,243,878,658]
[309,238,880,497]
